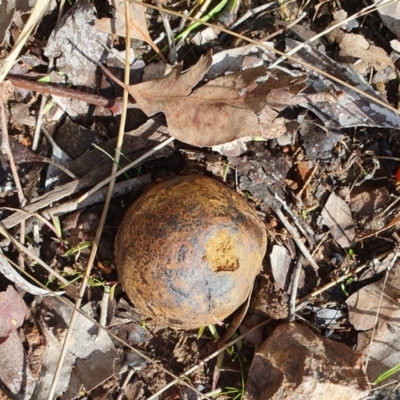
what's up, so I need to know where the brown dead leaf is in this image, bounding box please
[101,53,307,146]
[320,192,355,248]
[0,286,29,342]
[95,0,163,61]
[346,257,400,381]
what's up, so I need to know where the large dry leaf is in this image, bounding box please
[95,0,161,58]
[101,53,307,146]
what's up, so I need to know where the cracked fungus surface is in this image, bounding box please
[115,175,267,329]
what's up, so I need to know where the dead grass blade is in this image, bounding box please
[0,0,51,83]
[0,222,69,285]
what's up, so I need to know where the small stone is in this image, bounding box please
[245,322,370,400]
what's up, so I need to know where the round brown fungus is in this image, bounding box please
[115,175,267,329]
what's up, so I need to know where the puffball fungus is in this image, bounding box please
[115,175,267,329]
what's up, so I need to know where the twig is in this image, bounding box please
[7,75,134,114]
[41,174,151,219]
[99,287,110,327]
[289,254,304,321]
[0,89,27,207]
[273,207,320,275]
[32,0,67,151]
[274,193,314,247]
[260,11,307,42]
[155,0,177,64]
[268,0,399,68]
[0,221,69,285]
[295,249,396,311]
[117,369,136,400]
[297,163,318,201]
[146,318,271,400]
[228,2,275,31]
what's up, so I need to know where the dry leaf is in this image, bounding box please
[101,53,307,146]
[0,286,29,341]
[320,192,355,248]
[286,39,400,131]
[346,257,400,381]
[95,0,162,59]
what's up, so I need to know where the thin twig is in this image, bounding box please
[0,1,50,82]
[260,11,307,42]
[228,2,275,31]
[297,163,318,201]
[269,0,399,68]
[274,207,320,274]
[155,0,178,64]
[295,249,396,311]
[32,0,66,151]
[275,193,314,247]
[99,286,110,327]
[0,221,69,285]
[146,318,271,400]
[117,369,136,400]
[0,98,27,206]
[289,254,304,321]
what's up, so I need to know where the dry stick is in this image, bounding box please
[0,100,27,207]
[295,249,395,311]
[228,2,275,31]
[47,2,134,398]
[117,369,136,400]
[155,0,178,65]
[260,11,307,42]
[274,193,314,247]
[273,207,320,273]
[130,0,400,117]
[363,232,400,373]
[289,254,304,321]
[32,0,67,151]
[269,0,399,68]
[297,163,318,201]
[0,93,29,270]
[7,75,128,113]
[0,222,69,285]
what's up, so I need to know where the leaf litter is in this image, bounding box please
[2,0,400,399]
